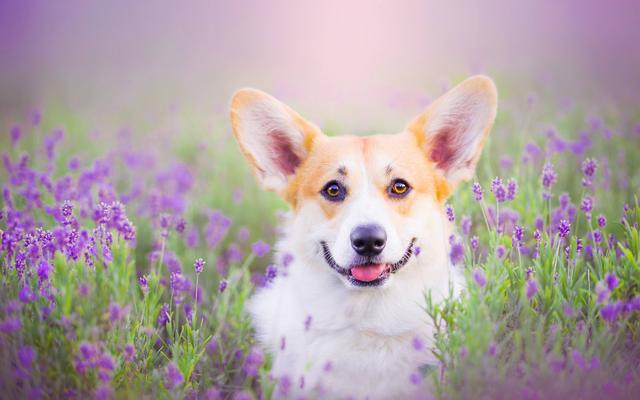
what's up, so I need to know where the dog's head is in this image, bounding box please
[230,76,497,289]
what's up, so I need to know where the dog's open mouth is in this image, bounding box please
[320,238,417,287]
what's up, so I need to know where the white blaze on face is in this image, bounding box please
[331,160,404,268]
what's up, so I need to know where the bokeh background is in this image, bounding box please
[2,0,640,129]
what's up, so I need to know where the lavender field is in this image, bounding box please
[1,78,639,399]
[2,2,640,399]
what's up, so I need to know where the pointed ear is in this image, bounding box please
[230,89,322,192]
[408,75,497,187]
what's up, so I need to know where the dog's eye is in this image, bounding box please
[321,180,347,202]
[388,179,411,198]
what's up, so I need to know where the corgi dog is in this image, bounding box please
[230,76,497,399]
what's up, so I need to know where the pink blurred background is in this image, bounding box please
[1,0,639,129]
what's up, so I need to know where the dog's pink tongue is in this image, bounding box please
[351,264,385,282]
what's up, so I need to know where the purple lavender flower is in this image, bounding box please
[445,204,455,222]
[139,275,149,294]
[582,158,597,177]
[557,219,571,238]
[19,285,36,303]
[472,182,483,201]
[473,268,487,288]
[470,236,479,250]
[495,245,506,259]
[123,344,136,362]
[37,261,52,282]
[412,336,425,351]
[592,230,603,243]
[526,279,538,299]
[95,384,113,400]
[461,216,472,236]
[605,272,618,291]
[449,240,464,265]
[10,124,22,147]
[223,243,241,264]
[512,225,524,244]
[413,246,421,256]
[194,258,205,274]
[17,346,36,369]
[596,282,610,304]
[251,240,270,257]
[0,317,22,333]
[218,280,228,293]
[506,178,517,201]
[490,177,506,203]
[205,210,232,248]
[541,162,557,189]
[157,304,170,326]
[165,362,184,389]
[108,303,129,322]
[580,196,593,214]
[264,264,278,285]
[597,214,607,228]
[601,300,622,322]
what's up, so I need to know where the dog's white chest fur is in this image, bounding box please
[248,236,460,399]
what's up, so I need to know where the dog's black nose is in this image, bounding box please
[350,224,387,256]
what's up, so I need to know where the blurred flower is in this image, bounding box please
[165,362,184,390]
[205,210,232,248]
[582,158,598,177]
[17,346,36,370]
[580,196,593,215]
[263,264,278,286]
[205,387,222,400]
[506,178,517,201]
[495,245,506,259]
[449,237,464,265]
[596,282,610,304]
[557,219,571,238]
[194,258,205,274]
[218,280,228,293]
[95,384,113,400]
[605,272,618,291]
[490,177,506,203]
[541,162,557,190]
[304,315,312,331]
[19,285,36,303]
[470,236,479,250]
[461,216,472,236]
[139,275,149,294]
[236,227,250,242]
[597,214,607,228]
[472,182,483,201]
[601,301,623,322]
[473,268,487,288]
[445,204,455,222]
[123,344,136,362]
[108,303,130,322]
[10,124,22,147]
[251,240,270,257]
[157,304,170,326]
[409,371,422,385]
[526,279,538,299]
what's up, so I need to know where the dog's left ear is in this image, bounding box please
[408,75,497,188]
[230,89,322,193]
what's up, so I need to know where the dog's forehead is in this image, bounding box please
[311,132,426,175]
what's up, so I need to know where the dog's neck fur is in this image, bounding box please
[248,209,462,399]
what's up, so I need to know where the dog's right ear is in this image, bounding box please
[230,89,322,192]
